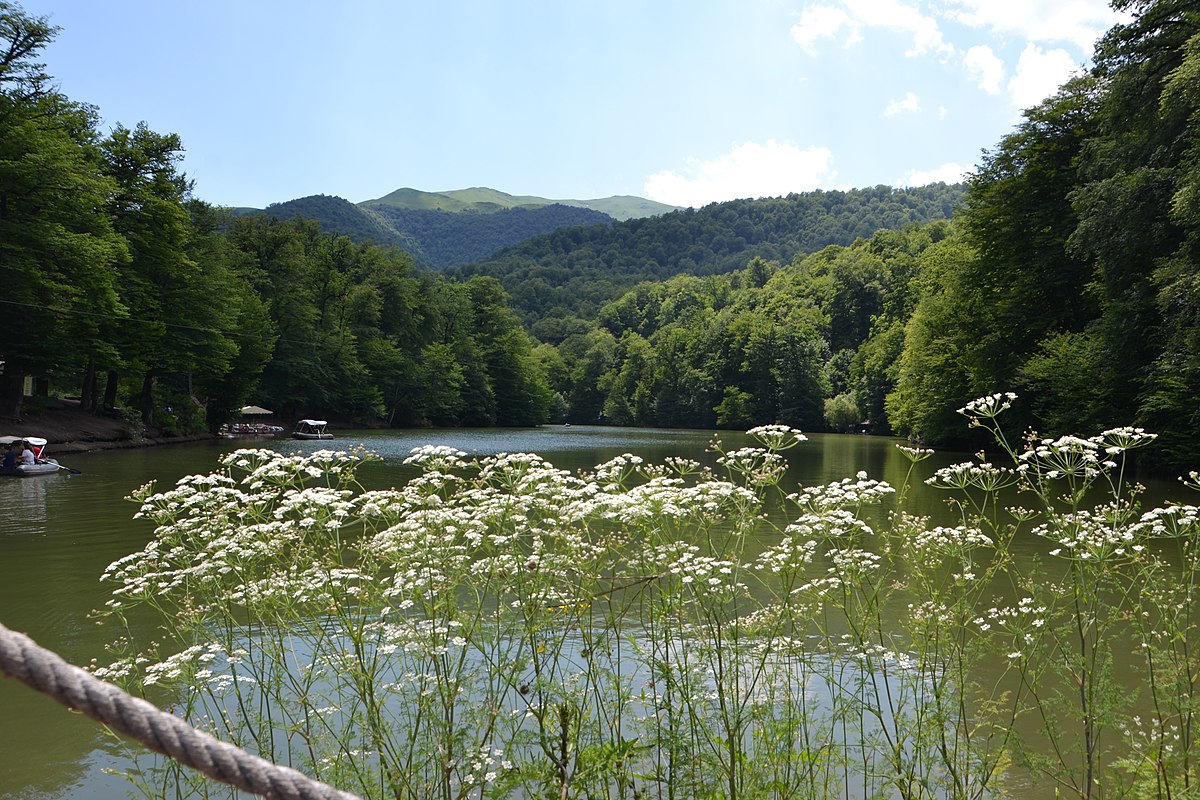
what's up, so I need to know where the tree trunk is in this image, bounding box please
[140,373,155,425]
[0,370,24,420]
[103,371,118,409]
[80,358,96,411]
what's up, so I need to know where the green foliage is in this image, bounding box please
[823,392,860,432]
[0,9,554,434]
[369,204,614,268]
[0,3,127,417]
[714,386,754,429]
[879,0,1200,460]
[245,194,425,257]
[454,184,966,324]
[222,218,552,427]
[886,235,988,444]
[546,224,944,433]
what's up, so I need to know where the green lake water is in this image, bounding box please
[0,426,1189,799]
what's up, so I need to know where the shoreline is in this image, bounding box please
[4,403,217,454]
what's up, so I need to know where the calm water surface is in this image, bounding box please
[0,426,1187,799]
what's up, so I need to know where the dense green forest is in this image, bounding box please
[451,184,965,323]
[0,3,551,431]
[243,195,425,257]
[4,0,1200,466]
[530,0,1200,464]
[367,203,613,268]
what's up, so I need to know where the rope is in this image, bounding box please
[0,622,361,800]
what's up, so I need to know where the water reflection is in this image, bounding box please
[0,472,67,534]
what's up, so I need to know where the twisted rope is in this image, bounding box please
[0,622,361,800]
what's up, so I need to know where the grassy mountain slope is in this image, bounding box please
[361,187,678,220]
[235,188,677,268]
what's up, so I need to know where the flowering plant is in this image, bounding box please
[94,403,1200,800]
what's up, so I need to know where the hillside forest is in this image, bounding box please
[3,0,1200,466]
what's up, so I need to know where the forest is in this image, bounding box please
[3,0,1200,466]
[450,183,965,323]
[0,4,551,431]
[530,0,1200,465]
[252,193,615,268]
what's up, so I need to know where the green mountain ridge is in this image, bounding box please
[234,187,677,268]
[361,187,679,221]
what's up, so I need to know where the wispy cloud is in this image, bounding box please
[791,0,951,58]
[644,140,837,207]
[884,91,922,117]
[790,5,857,55]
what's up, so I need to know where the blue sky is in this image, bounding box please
[23,0,1127,209]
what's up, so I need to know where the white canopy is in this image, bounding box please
[240,405,273,415]
[297,419,328,427]
[0,435,45,446]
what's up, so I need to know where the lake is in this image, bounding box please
[0,426,1190,799]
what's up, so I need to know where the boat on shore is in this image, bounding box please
[218,422,285,438]
[0,436,63,476]
[292,419,334,440]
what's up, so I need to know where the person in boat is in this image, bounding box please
[1,443,16,471]
[18,442,36,466]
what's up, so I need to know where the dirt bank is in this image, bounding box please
[3,403,215,454]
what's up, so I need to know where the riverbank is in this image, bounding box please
[4,403,214,454]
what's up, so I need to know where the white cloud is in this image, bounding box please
[1007,43,1081,109]
[945,0,1127,52]
[900,162,971,186]
[644,141,837,207]
[791,5,856,55]
[843,0,953,57]
[964,44,1004,94]
[792,0,952,58]
[884,91,922,117]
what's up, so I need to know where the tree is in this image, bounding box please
[824,393,861,432]
[0,4,126,418]
[103,123,239,425]
[886,237,986,443]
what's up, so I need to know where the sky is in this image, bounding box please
[21,0,1129,210]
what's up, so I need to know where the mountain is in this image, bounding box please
[361,187,678,221]
[367,204,612,269]
[234,187,677,268]
[243,195,424,255]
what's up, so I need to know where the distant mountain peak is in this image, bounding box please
[360,187,678,221]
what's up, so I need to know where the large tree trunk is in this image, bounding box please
[0,370,25,420]
[103,371,119,409]
[80,358,97,411]
[140,373,155,425]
